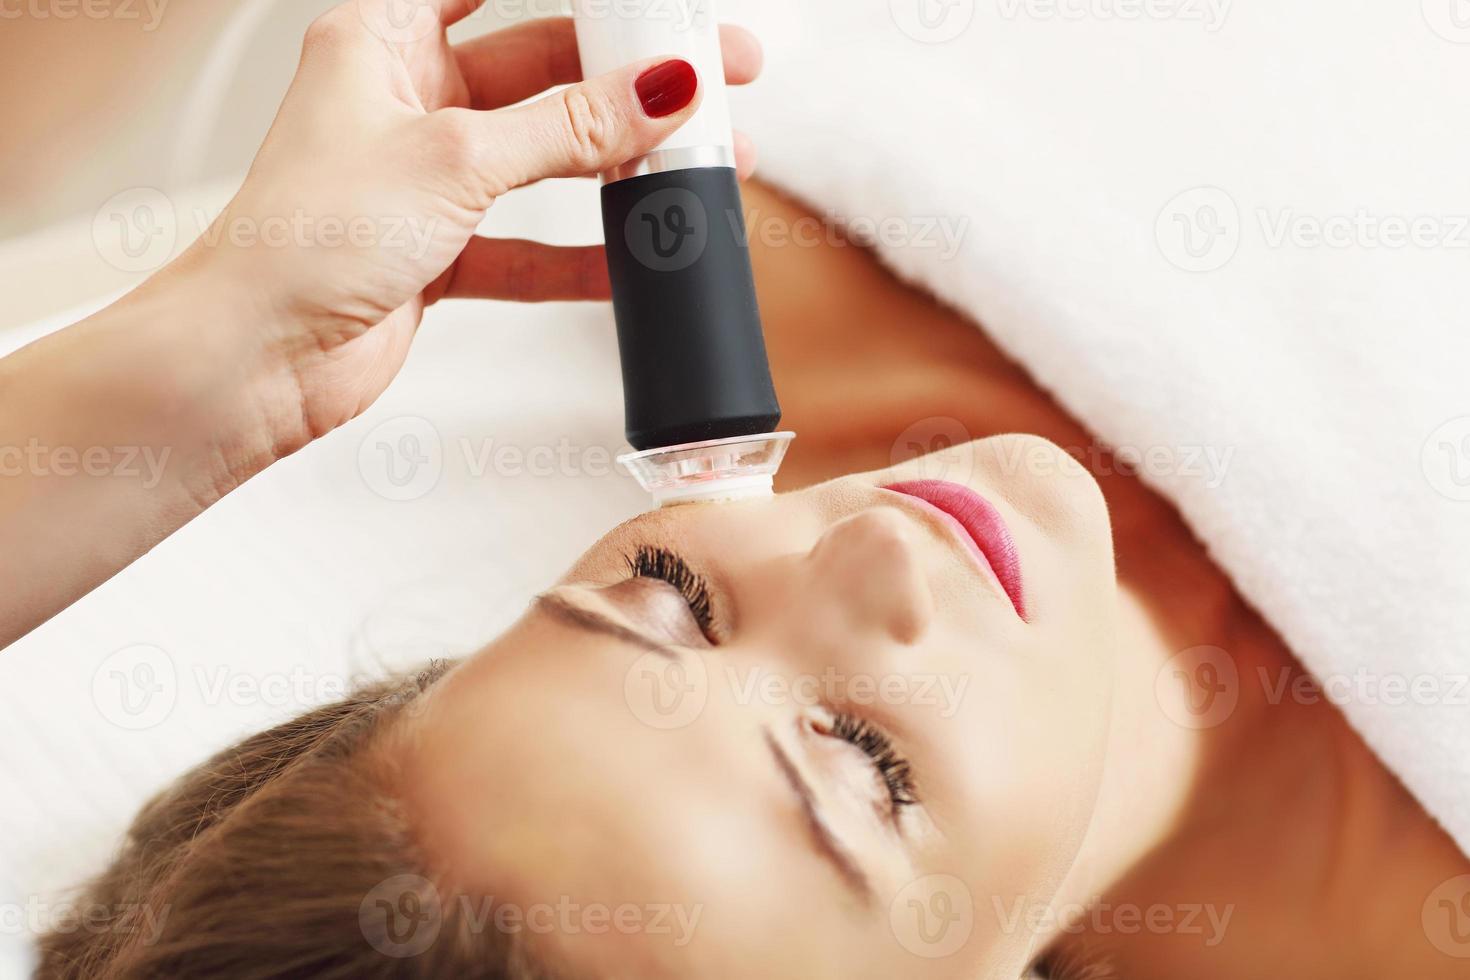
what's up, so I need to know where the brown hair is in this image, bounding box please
[35,661,565,980]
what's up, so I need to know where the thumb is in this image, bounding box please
[474,57,703,194]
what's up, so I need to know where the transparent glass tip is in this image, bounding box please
[618,433,795,508]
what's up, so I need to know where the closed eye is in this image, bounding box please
[625,545,716,638]
[817,712,918,816]
[764,728,875,902]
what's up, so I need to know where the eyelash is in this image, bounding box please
[625,547,918,815]
[626,545,715,634]
[825,712,919,813]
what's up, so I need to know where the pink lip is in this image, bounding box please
[880,481,1028,620]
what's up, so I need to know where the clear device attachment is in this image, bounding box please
[618,433,796,508]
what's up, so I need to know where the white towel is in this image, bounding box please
[726,0,1470,854]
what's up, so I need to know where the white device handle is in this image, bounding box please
[572,0,734,163]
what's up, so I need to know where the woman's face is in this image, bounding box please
[405,435,1119,978]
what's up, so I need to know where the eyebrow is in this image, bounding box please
[762,729,875,903]
[535,591,681,660]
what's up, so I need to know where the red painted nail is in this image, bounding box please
[636,59,698,118]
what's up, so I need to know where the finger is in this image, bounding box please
[470,56,704,192]
[455,18,763,111]
[347,0,485,43]
[426,0,486,28]
[718,24,764,85]
[440,238,610,302]
[454,17,582,111]
[734,130,758,182]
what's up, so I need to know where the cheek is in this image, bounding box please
[991,466,1119,730]
[907,620,1114,895]
[1020,542,1119,750]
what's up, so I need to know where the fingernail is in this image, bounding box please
[636,59,698,118]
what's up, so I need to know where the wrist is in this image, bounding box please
[0,245,310,643]
[96,251,311,502]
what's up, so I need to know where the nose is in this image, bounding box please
[805,507,935,646]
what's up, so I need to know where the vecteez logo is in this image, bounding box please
[1156,187,1241,273]
[1423,0,1470,43]
[93,188,178,273]
[355,0,437,44]
[1423,875,1470,957]
[625,187,710,273]
[890,0,977,43]
[91,644,179,730]
[889,874,975,957]
[1423,417,1470,502]
[624,651,709,730]
[359,875,442,958]
[1155,645,1239,729]
[993,0,1232,31]
[357,416,444,502]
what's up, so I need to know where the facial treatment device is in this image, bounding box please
[573,0,792,507]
